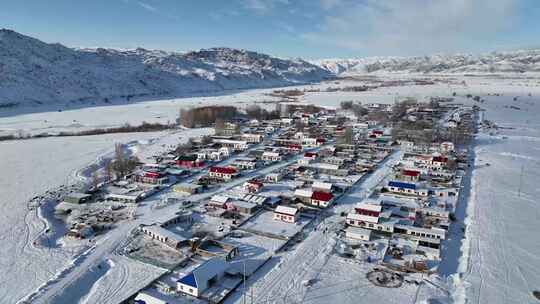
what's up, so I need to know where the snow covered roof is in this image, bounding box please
[388,181,417,190]
[178,257,230,289]
[210,166,237,174]
[294,189,313,198]
[355,202,382,213]
[309,163,340,171]
[140,225,187,243]
[262,151,280,157]
[345,226,372,237]
[347,213,379,224]
[311,191,333,201]
[231,200,258,210]
[275,205,298,216]
[210,195,230,204]
[312,181,332,191]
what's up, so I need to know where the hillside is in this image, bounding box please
[312,50,540,75]
[0,29,332,108]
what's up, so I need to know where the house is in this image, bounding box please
[394,224,446,240]
[297,157,313,165]
[354,202,382,218]
[176,155,205,168]
[243,180,264,193]
[177,258,230,297]
[230,200,259,215]
[400,140,415,152]
[347,213,395,232]
[209,166,238,181]
[431,156,448,168]
[321,156,346,166]
[174,183,203,195]
[304,152,318,160]
[273,205,299,223]
[311,191,334,208]
[136,171,169,185]
[219,146,232,158]
[212,139,248,151]
[208,195,230,209]
[345,226,372,241]
[401,169,421,182]
[261,151,282,162]
[369,130,384,138]
[440,142,455,154]
[347,212,379,226]
[265,172,283,183]
[233,157,257,170]
[242,133,264,143]
[387,181,417,195]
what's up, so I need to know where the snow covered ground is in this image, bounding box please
[450,81,540,304]
[1,74,539,303]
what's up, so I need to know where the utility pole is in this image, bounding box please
[243,260,246,304]
[518,164,524,197]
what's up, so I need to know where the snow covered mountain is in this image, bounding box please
[0,29,332,107]
[312,50,540,75]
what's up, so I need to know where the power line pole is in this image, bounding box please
[243,260,246,304]
[518,164,524,197]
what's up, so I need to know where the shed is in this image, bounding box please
[345,226,372,241]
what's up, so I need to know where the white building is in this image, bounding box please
[261,151,282,162]
[177,258,230,297]
[345,226,372,241]
[273,205,299,223]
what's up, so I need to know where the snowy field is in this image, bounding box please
[1,74,539,303]
[449,81,540,304]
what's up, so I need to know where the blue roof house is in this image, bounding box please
[388,181,418,195]
[177,258,230,297]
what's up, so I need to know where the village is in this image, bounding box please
[51,97,476,304]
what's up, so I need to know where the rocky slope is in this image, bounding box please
[0,29,332,107]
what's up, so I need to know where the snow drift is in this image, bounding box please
[0,29,332,107]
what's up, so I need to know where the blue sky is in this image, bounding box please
[1,0,540,59]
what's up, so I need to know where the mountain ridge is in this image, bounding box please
[0,29,332,107]
[311,50,540,75]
